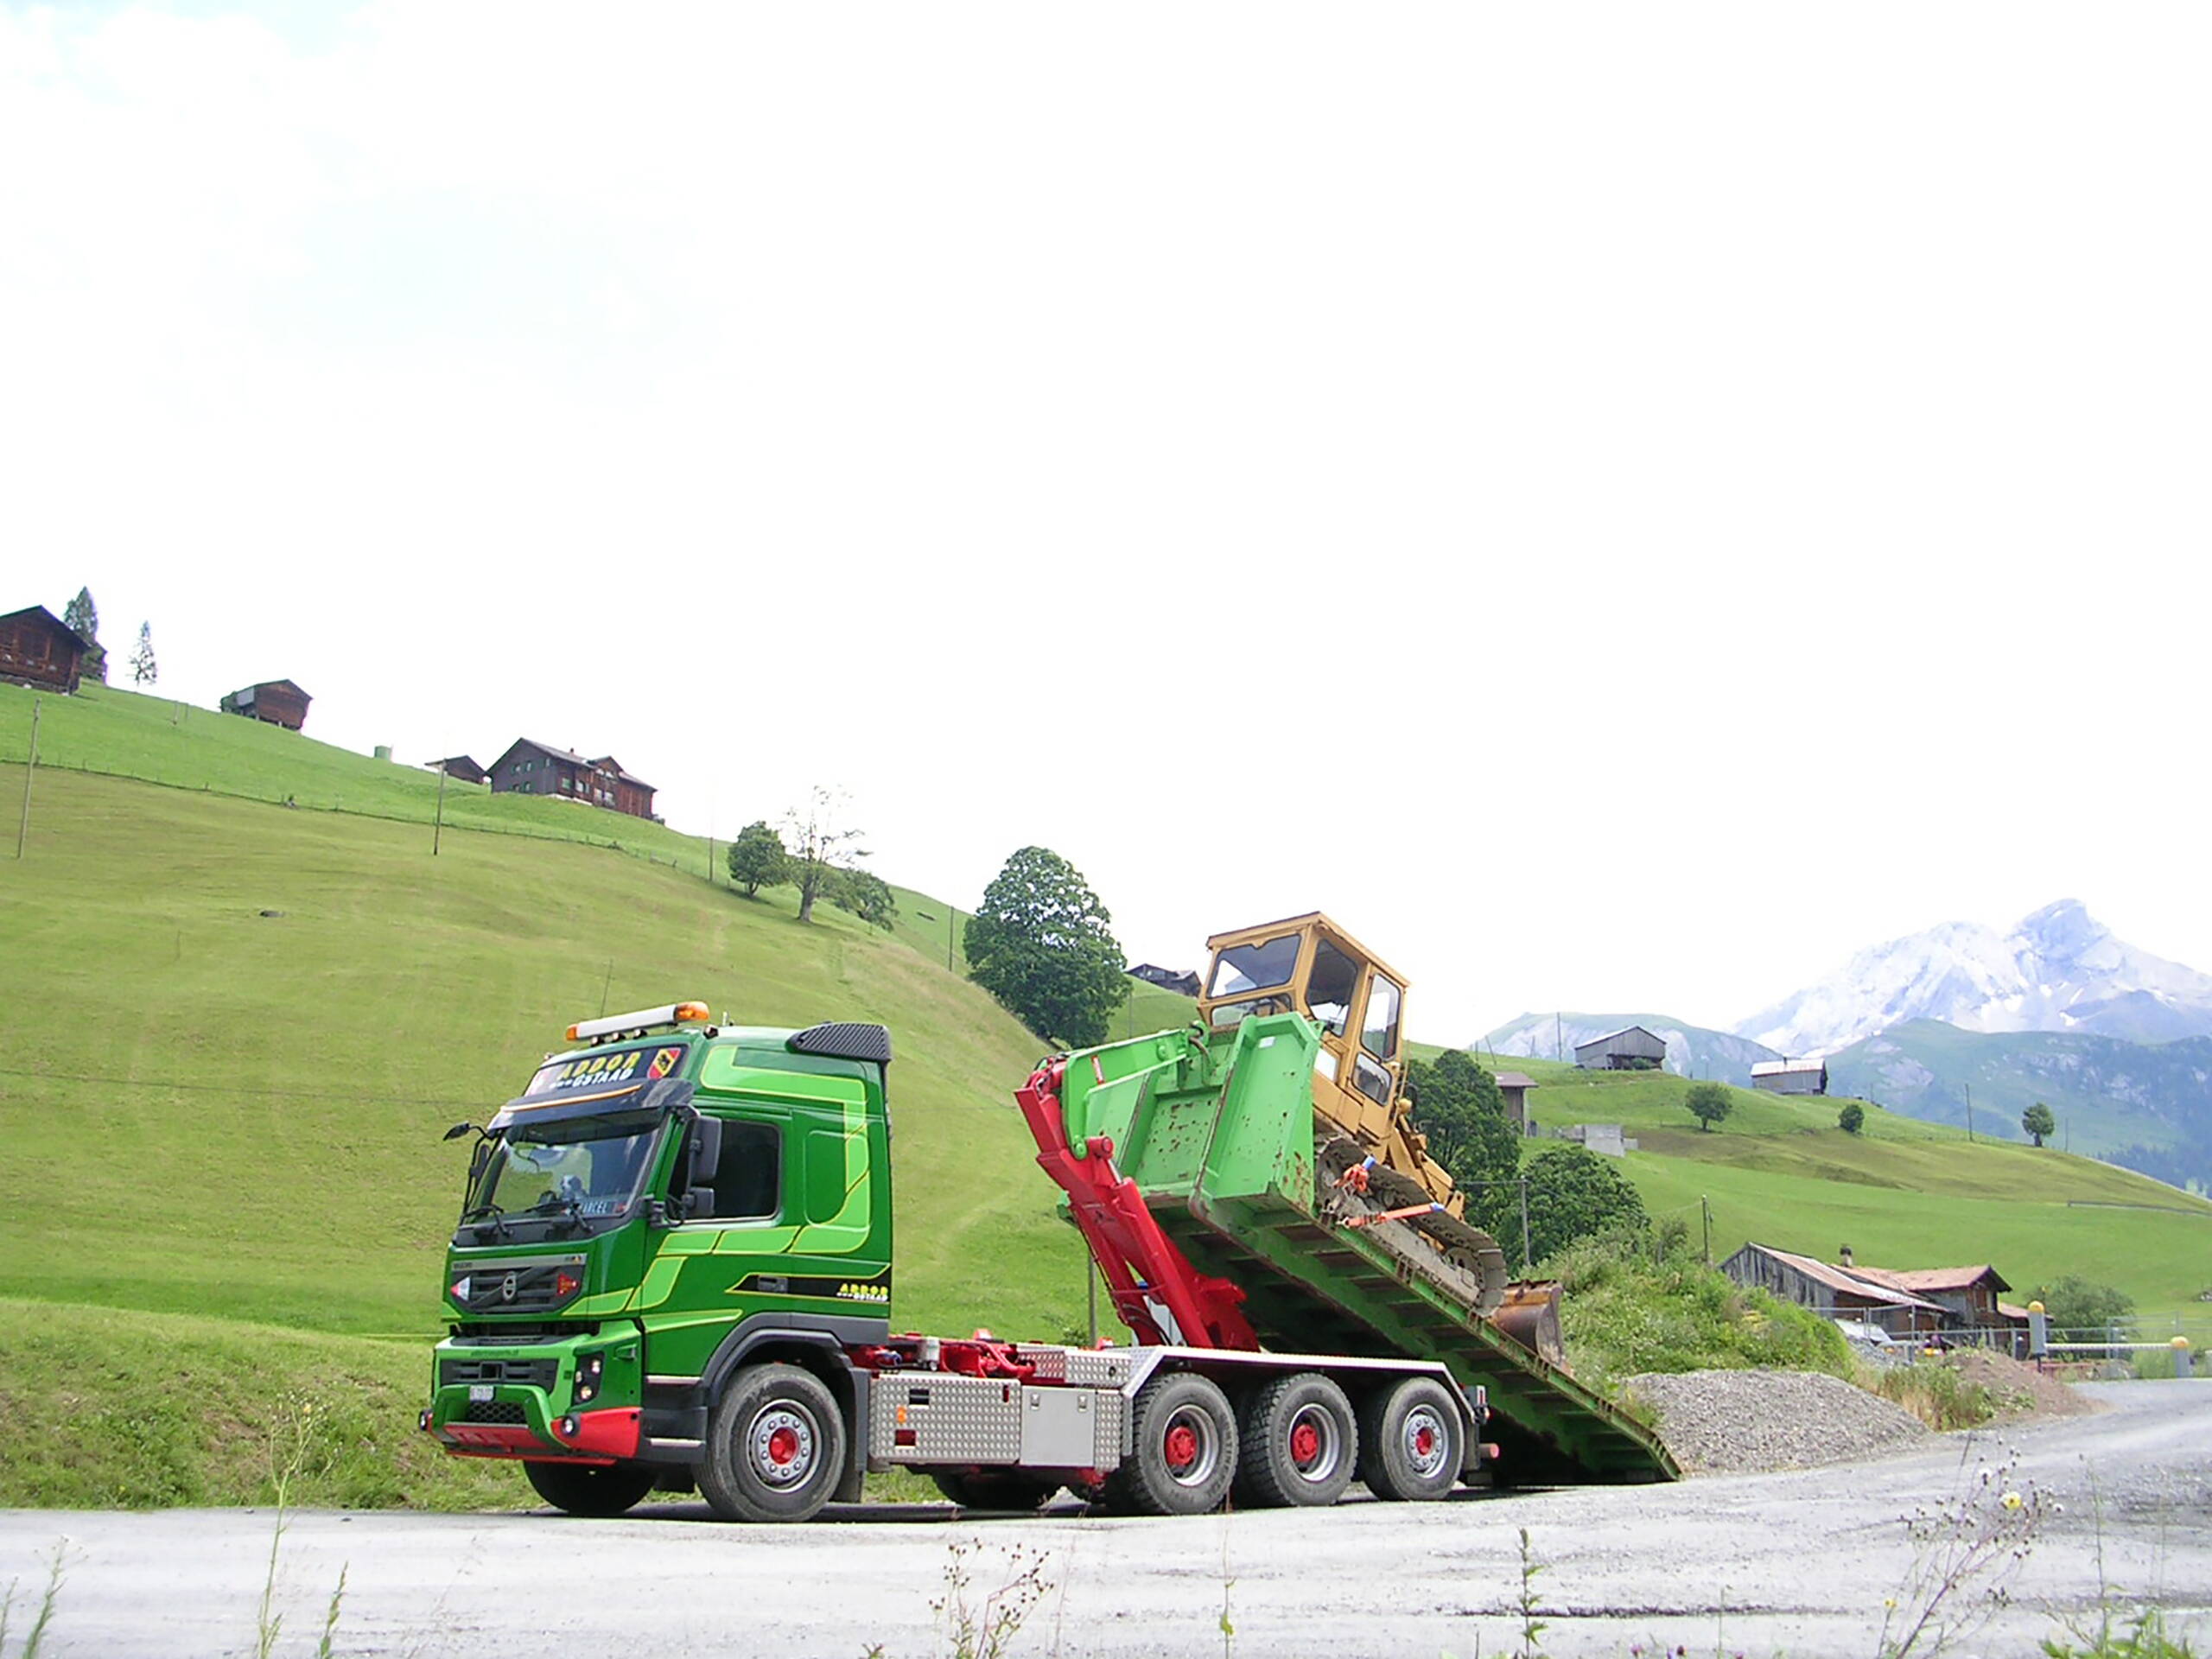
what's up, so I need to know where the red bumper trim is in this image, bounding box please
[551,1407,642,1459]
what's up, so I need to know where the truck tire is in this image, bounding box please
[1103,1371,1238,1516]
[1357,1376,1463,1503]
[522,1459,658,1517]
[929,1471,1063,1510]
[697,1363,847,1523]
[1234,1372,1357,1509]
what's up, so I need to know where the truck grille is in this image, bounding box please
[441,1357,559,1390]
[460,1401,530,1426]
[448,1259,585,1315]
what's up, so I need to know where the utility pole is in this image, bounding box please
[432,766,448,857]
[1519,1175,1532,1271]
[947,906,958,973]
[1964,1081,1974,1143]
[14,696,41,859]
[1700,1194,1712,1265]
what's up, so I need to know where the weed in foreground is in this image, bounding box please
[861,1538,1055,1659]
[256,1393,349,1659]
[0,1543,68,1659]
[1874,1439,2048,1658]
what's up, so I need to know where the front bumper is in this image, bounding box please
[424,1330,643,1464]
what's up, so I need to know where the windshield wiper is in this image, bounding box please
[518,1196,587,1235]
[460,1203,510,1240]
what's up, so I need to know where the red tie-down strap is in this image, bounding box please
[1014,1063,1260,1352]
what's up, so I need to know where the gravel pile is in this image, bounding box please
[1623,1369,1932,1475]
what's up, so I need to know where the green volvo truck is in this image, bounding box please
[423,974,1673,1521]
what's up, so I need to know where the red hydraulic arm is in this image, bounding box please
[1014,1061,1260,1352]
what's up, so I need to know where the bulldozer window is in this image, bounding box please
[1361,974,1402,1061]
[1306,939,1361,1037]
[1208,934,1300,1001]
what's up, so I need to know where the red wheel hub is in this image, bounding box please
[1413,1424,1436,1459]
[1164,1424,1199,1470]
[767,1426,801,1466]
[1290,1421,1322,1465]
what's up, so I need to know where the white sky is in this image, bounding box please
[7,2,2208,1045]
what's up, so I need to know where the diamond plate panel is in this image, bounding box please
[1013,1344,1134,1389]
[869,1374,1023,1464]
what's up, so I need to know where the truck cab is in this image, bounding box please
[422,1003,894,1519]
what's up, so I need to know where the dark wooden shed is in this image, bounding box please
[427,756,489,785]
[220,680,312,731]
[489,740,657,821]
[0,607,89,694]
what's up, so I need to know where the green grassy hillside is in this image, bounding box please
[0,767,1085,1341]
[1510,1062,2212,1315]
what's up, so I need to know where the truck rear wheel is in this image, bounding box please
[1103,1371,1237,1516]
[523,1459,658,1517]
[1357,1376,1462,1503]
[698,1363,847,1523]
[1235,1372,1356,1509]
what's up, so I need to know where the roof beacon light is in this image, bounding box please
[566,1001,713,1044]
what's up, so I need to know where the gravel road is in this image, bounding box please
[3,1381,2206,1658]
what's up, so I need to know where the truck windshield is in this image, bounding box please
[461,1108,664,1240]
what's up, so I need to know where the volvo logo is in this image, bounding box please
[499,1272,518,1303]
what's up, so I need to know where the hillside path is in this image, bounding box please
[2,1382,2206,1657]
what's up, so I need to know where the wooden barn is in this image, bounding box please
[1751,1058,1829,1096]
[220,680,312,731]
[427,756,489,785]
[0,607,89,694]
[1719,1242,1945,1337]
[488,739,657,821]
[1129,963,1203,997]
[1573,1025,1669,1071]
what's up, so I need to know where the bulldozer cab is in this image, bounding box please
[1198,912,1408,1147]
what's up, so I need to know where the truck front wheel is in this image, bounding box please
[698,1363,847,1523]
[1357,1376,1463,1503]
[1103,1371,1238,1516]
[523,1459,658,1517]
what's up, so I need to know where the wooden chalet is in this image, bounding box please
[427,756,489,785]
[1719,1242,1946,1337]
[1129,963,1203,997]
[0,606,90,694]
[488,739,657,821]
[1573,1025,1669,1071]
[220,680,312,731]
[1844,1263,2013,1338]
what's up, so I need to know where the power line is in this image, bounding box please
[0,1065,484,1109]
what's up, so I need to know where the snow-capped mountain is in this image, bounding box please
[1479,1012,1783,1087]
[1735,899,2212,1058]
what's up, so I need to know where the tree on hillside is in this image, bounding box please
[2022,1102,2056,1147]
[1684,1081,1733,1133]
[831,868,898,930]
[726,820,790,898]
[1522,1142,1648,1264]
[783,786,868,924]
[62,587,106,683]
[1406,1050,1522,1235]
[1837,1101,1866,1135]
[128,621,157,686]
[964,846,1129,1048]
[2031,1274,2133,1336]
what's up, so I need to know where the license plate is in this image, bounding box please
[469,1384,493,1402]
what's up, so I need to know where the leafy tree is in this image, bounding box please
[964,846,1129,1049]
[1684,1081,1733,1133]
[725,820,790,898]
[782,786,868,924]
[1836,1101,1865,1135]
[1522,1143,1648,1264]
[2031,1274,2133,1336]
[62,587,106,682]
[831,868,898,930]
[2022,1102,2056,1147]
[1406,1050,1522,1236]
[128,621,157,686]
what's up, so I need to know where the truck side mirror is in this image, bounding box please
[467,1142,490,1183]
[689,1116,723,1185]
[684,1185,716,1221]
